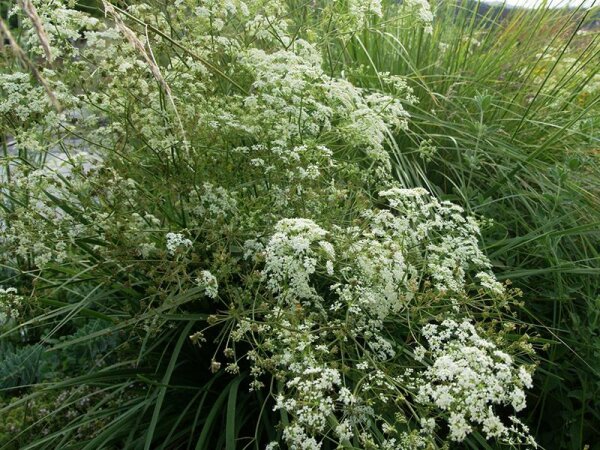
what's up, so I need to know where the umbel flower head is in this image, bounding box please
[237,189,536,449]
[412,319,536,445]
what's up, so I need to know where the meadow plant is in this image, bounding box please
[302,1,599,446]
[0,0,540,448]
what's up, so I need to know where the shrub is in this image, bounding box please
[2,0,595,448]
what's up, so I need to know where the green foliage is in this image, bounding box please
[0,343,42,389]
[304,1,600,447]
[0,0,598,449]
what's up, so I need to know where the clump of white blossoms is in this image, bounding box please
[410,319,536,445]
[404,0,434,34]
[196,270,218,299]
[1,0,536,448]
[236,190,534,449]
[0,287,25,325]
[0,72,49,123]
[262,218,329,304]
[348,0,383,27]
[165,232,192,256]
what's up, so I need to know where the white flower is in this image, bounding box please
[420,417,436,433]
[414,345,427,362]
[196,270,218,299]
[262,218,329,303]
[165,232,192,255]
[482,410,506,438]
[345,0,383,30]
[325,260,334,275]
[0,287,24,324]
[518,366,534,389]
[410,319,535,444]
[448,412,472,441]
[476,272,505,295]
[335,420,353,442]
[404,0,434,33]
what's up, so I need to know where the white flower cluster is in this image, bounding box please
[236,39,411,176]
[165,232,192,255]
[320,0,384,35]
[404,0,434,34]
[196,270,218,299]
[410,319,536,445]
[379,187,495,293]
[0,162,83,266]
[348,0,383,27]
[189,183,238,221]
[8,0,100,61]
[0,155,161,268]
[0,287,24,325]
[476,271,506,296]
[0,72,49,122]
[251,308,379,450]
[262,219,329,304]
[242,189,515,447]
[274,365,342,448]
[192,0,249,32]
[262,188,497,321]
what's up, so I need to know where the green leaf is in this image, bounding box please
[144,321,194,450]
[226,375,244,450]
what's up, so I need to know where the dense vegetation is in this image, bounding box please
[0,0,598,449]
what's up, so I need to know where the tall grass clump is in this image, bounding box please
[296,0,600,447]
[0,0,597,449]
